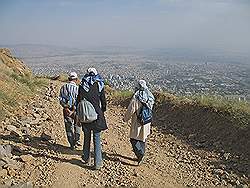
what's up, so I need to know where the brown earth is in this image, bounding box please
[0,81,249,188]
[0,48,35,122]
[0,48,31,76]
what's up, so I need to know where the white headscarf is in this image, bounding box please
[81,67,104,92]
[134,80,155,109]
[87,67,98,75]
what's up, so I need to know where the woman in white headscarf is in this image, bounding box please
[77,67,107,170]
[123,80,155,165]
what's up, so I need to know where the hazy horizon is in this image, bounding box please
[1,0,250,54]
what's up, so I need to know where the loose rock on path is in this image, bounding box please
[0,81,249,187]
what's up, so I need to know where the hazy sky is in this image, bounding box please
[0,0,250,53]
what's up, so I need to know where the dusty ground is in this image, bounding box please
[0,81,249,187]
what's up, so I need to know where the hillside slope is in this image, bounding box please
[0,48,31,76]
[0,48,47,121]
[0,49,249,187]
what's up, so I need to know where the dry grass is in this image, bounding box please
[190,95,250,129]
[0,63,49,121]
[154,91,250,129]
[110,90,250,129]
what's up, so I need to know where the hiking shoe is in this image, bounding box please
[81,156,91,165]
[94,163,103,170]
[94,165,101,170]
[70,145,76,150]
[137,156,144,166]
[75,142,82,147]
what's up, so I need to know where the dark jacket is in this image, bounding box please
[77,82,108,131]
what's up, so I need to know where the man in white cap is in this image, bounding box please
[59,72,81,150]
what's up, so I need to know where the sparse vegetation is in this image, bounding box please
[0,90,17,107]
[112,90,133,99]
[154,91,250,129]
[105,86,132,98]
[56,73,68,82]
[0,48,249,187]
[0,51,49,121]
[190,95,250,129]
[110,90,250,129]
[9,72,48,92]
[0,49,51,121]
[105,87,133,107]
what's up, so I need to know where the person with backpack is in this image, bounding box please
[59,72,81,150]
[76,68,107,170]
[123,80,155,165]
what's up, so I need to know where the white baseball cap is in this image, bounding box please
[69,72,78,79]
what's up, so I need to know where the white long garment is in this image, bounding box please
[124,97,151,142]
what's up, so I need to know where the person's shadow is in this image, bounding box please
[0,134,138,170]
[103,152,138,167]
[0,134,81,156]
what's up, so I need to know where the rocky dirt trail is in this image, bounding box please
[0,81,249,187]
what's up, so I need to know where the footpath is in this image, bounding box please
[0,81,249,187]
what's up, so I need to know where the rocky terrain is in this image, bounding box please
[0,49,249,187]
[0,48,31,76]
[0,80,249,188]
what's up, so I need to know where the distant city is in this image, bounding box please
[9,44,250,101]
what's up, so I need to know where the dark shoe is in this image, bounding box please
[75,141,82,147]
[94,164,102,170]
[81,156,91,165]
[94,162,103,170]
[137,156,144,166]
[70,145,76,150]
